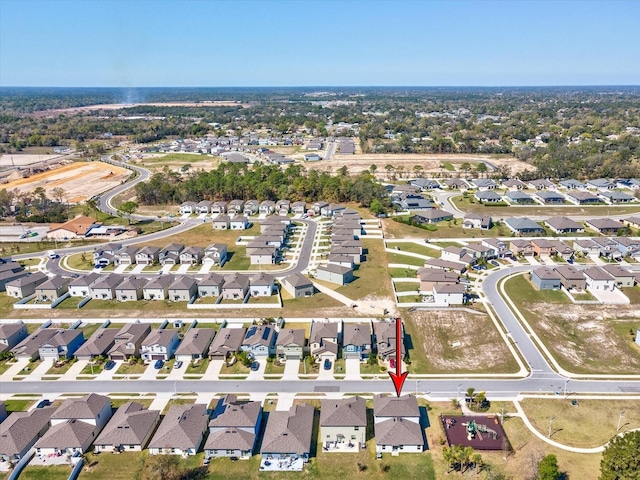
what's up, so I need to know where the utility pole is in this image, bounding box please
[617,411,625,432]
[563,379,569,398]
[548,416,556,438]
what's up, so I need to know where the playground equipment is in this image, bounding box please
[462,419,499,441]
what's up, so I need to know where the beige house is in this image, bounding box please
[320,397,367,450]
[309,321,339,362]
[35,276,70,302]
[94,402,160,452]
[276,328,306,360]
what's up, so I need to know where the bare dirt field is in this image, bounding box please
[404,309,519,374]
[0,154,70,169]
[31,101,250,117]
[1,161,131,203]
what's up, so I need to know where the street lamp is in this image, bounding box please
[563,379,569,397]
[617,411,626,432]
[415,380,420,396]
[548,416,556,438]
[457,383,462,404]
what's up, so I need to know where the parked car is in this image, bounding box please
[104,360,116,370]
[567,258,574,264]
[36,399,51,408]
[489,260,500,266]
[174,360,183,369]
[472,265,487,271]
[154,359,164,369]
[250,362,260,371]
[323,359,332,370]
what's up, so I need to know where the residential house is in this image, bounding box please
[613,237,640,258]
[433,283,466,304]
[315,264,354,285]
[423,258,467,274]
[205,395,263,460]
[281,273,314,298]
[528,179,555,190]
[320,397,367,449]
[583,267,616,291]
[168,276,198,302]
[198,273,225,298]
[68,272,101,297]
[441,246,475,265]
[586,178,615,191]
[260,404,315,470]
[115,276,146,302]
[212,201,228,215]
[550,240,575,260]
[623,216,640,229]
[309,321,339,362]
[410,178,440,190]
[373,395,423,454]
[474,190,502,203]
[0,406,55,462]
[531,239,557,257]
[241,325,276,358]
[505,191,535,204]
[114,246,138,266]
[410,208,453,224]
[91,274,123,300]
[47,215,96,240]
[393,194,434,211]
[544,217,585,234]
[590,237,623,260]
[599,190,635,204]
[159,244,185,264]
[140,329,180,362]
[207,327,247,360]
[35,276,70,302]
[442,178,468,190]
[276,199,291,215]
[504,217,545,235]
[327,254,355,269]
[555,265,586,290]
[482,238,513,258]
[573,239,601,257]
[374,320,405,362]
[175,328,216,363]
[5,271,48,299]
[180,246,203,265]
[244,200,260,216]
[142,275,174,300]
[94,402,160,453]
[342,323,372,360]
[135,245,160,265]
[74,328,119,361]
[276,328,306,360]
[535,191,565,204]
[38,329,85,361]
[601,265,635,288]
[309,201,329,216]
[0,259,27,292]
[196,200,213,214]
[227,200,244,214]
[292,201,307,215]
[470,179,497,190]
[202,243,228,265]
[108,323,152,361]
[222,273,250,300]
[11,328,59,360]
[250,273,274,297]
[530,267,562,290]
[230,216,249,230]
[463,213,492,230]
[502,179,525,190]
[586,218,624,235]
[559,179,585,190]
[417,268,459,292]
[212,215,231,230]
[510,239,535,257]
[148,404,209,456]
[179,201,197,214]
[566,190,600,205]
[0,321,28,354]
[259,200,276,215]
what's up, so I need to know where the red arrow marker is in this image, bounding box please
[388,317,408,397]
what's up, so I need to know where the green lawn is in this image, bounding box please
[393,281,420,293]
[504,274,570,305]
[336,239,393,301]
[80,360,105,375]
[387,253,427,267]
[116,361,147,375]
[55,296,84,309]
[80,451,148,480]
[3,399,34,412]
[20,466,71,480]
[0,293,16,317]
[389,267,419,279]
[0,239,101,257]
[46,359,78,375]
[185,358,210,374]
[388,242,440,256]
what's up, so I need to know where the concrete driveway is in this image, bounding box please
[203,359,225,380]
[246,358,267,380]
[95,360,123,379]
[317,359,334,380]
[0,358,30,379]
[282,358,300,380]
[60,360,89,380]
[345,358,362,380]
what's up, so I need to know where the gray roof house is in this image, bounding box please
[114,246,139,265]
[463,213,492,230]
[180,246,203,265]
[0,321,28,354]
[196,200,213,213]
[260,403,315,470]
[555,265,587,290]
[205,394,263,460]
[410,208,454,224]
[91,273,123,300]
[212,214,231,230]
[135,245,160,265]
[108,323,152,360]
[374,320,405,361]
[139,329,180,361]
[175,328,216,362]
[471,178,497,190]
[474,190,502,203]
[530,267,562,290]
[38,329,85,360]
[35,276,70,302]
[276,328,306,360]
[168,275,198,302]
[601,264,635,288]
[566,190,600,205]
[94,402,160,453]
[504,217,545,235]
[281,273,314,298]
[342,322,372,360]
[315,264,354,286]
[115,276,147,302]
[222,273,250,300]
[5,271,48,299]
[320,396,367,449]
[241,324,276,358]
[373,394,423,454]
[0,406,55,462]
[148,404,209,456]
[586,218,625,235]
[505,190,535,204]
[212,201,228,214]
[11,328,59,360]
[208,327,247,360]
[202,243,228,265]
[198,273,225,298]
[74,327,119,361]
[309,321,339,361]
[68,272,101,297]
[0,259,27,293]
[544,216,585,234]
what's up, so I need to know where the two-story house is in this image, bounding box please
[198,273,225,298]
[115,276,147,302]
[276,328,306,360]
[205,395,263,460]
[241,325,276,358]
[38,329,85,361]
[168,276,198,302]
[0,321,28,354]
[309,321,339,363]
[107,323,152,361]
[93,402,160,453]
[320,396,367,450]
[373,394,423,454]
[342,323,373,361]
[139,329,181,362]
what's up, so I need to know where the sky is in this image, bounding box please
[1,0,639,87]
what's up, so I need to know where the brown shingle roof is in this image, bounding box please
[94,402,159,448]
[148,404,208,450]
[260,404,314,455]
[320,397,366,427]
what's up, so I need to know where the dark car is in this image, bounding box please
[323,359,332,370]
[250,362,260,371]
[490,260,500,266]
[154,359,164,369]
[36,399,51,408]
[174,361,183,369]
[104,360,116,370]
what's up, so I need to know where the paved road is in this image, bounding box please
[97,155,152,216]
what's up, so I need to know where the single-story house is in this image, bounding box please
[504,217,545,235]
[544,217,585,234]
[410,208,453,224]
[208,327,247,360]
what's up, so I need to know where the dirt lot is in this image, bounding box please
[1,161,131,203]
[0,153,69,168]
[31,101,250,117]
[404,309,519,374]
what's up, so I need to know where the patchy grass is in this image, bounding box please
[20,466,71,480]
[142,223,260,249]
[0,239,101,256]
[0,293,17,317]
[387,253,428,266]
[81,451,148,480]
[389,267,420,279]
[115,361,147,375]
[519,398,640,447]
[185,358,210,374]
[504,274,570,305]
[264,359,285,375]
[336,239,393,301]
[622,286,640,304]
[55,296,84,309]
[388,242,441,256]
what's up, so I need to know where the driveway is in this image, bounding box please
[246,358,267,380]
[95,360,123,379]
[202,359,225,380]
[166,361,187,379]
[282,358,300,380]
[0,358,30,379]
[316,359,334,380]
[140,362,163,379]
[345,358,362,380]
[60,360,88,380]
[130,264,146,274]
[29,359,54,380]
[114,264,129,274]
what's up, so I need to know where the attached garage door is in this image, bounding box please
[151,354,164,360]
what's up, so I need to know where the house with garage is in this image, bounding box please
[222,273,250,300]
[342,323,372,360]
[0,321,28,354]
[315,264,354,285]
[373,394,423,454]
[320,396,367,450]
[566,190,600,205]
[276,328,306,360]
[410,178,441,190]
[410,208,453,224]
[586,178,615,191]
[544,217,585,234]
[227,200,244,214]
[433,283,466,304]
[530,267,562,290]
[175,328,216,363]
[586,218,625,235]
[423,257,467,274]
[463,213,492,230]
[573,238,601,257]
[474,190,502,203]
[624,216,640,229]
[599,190,635,204]
[555,265,586,290]
[292,201,307,215]
[601,265,635,288]
[0,406,55,463]
[135,246,160,265]
[159,243,185,265]
[212,201,228,215]
[503,179,526,190]
[202,243,228,265]
[91,273,123,300]
[11,328,59,360]
[115,276,146,302]
[230,216,249,230]
[281,273,314,298]
[482,238,513,259]
[196,200,213,214]
[528,179,555,190]
[38,329,85,361]
[443,178,468,190]
[471,178,497,190]
[510,239,535,257]
[179,246,203,265]
[208,327,246,360]
[0,259,27,292]
[530,239,557,257]
[114,246,138,266]
[505,190,535,204]
[590,237,623,260]
[559,179,585,190]
[140,328,180,362]
[309,201,329,217]
[504,217,545,235]
[374,320,405,362]
[205,394,263,460]
[416,268,459,292]
[583,267,616,292]
[148,404,209,456]
[259,200,276,215]
[309,321,339,362]
[260,403,315,471]
[179,201,197,215]
[535,190,565,204]
[94,402,160,453]
[241,325,276,358]
[107,323,152,361]
[613,237,640,258]
[168,276,198,302]
[5,271,48,299]
[68,272,101,298]
[35,394,112,457]
[244,200,260,216]
[441,246,476,265]
[35,276,70,302]
[276,199,291,215]
[198,273,225,298]
[74,328,119,361]
[212,215,231,230]
[143,275,173,300]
